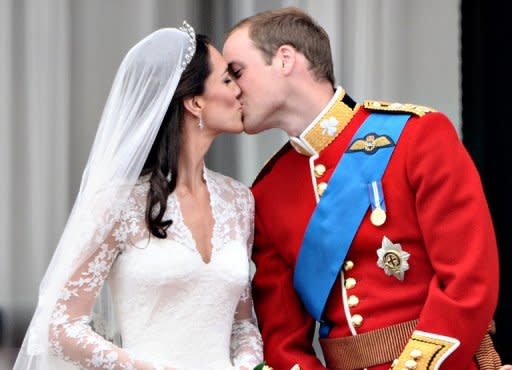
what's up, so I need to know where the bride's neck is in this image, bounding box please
[176,121,214,195]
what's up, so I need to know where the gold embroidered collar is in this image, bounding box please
[289,87,360,156]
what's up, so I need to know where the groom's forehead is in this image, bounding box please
[224,28,262,65]
[224,26,251,50]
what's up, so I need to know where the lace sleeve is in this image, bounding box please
[48,202,168,370]
[230,189,263,368]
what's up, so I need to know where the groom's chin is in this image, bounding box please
[242,126,259,135]
[242,121,262,135]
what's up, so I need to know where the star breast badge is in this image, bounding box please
[376,236,410,281]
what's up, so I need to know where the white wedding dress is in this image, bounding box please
[48,168,263,370]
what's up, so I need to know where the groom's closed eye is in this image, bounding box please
[228,63,242,79]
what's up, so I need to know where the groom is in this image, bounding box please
[223,7,502,370]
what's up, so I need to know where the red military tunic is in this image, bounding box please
[251,87,499,370]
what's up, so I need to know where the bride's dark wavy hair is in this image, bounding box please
[141,34,211,238]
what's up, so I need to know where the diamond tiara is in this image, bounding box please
[179,21,196,69]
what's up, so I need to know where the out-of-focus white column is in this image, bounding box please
[0,0,13,330]
[15,0,71,312]
[339,0,460,132]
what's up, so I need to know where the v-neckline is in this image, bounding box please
[173,167,216,265]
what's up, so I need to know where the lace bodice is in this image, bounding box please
[49,168,263,370]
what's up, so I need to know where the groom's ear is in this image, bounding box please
[183,96,204,118]
[275,44,296,76]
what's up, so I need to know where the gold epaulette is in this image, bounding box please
[364,100,436,117]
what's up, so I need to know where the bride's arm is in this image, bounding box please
[230,292,264,369]
[48,212,175,370]
[230,190,264,369]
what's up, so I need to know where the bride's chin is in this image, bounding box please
[233,125,244,134]
[231,121,245,134]
[218,125,244,135]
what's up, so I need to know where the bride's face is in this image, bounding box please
[200,45,243,134]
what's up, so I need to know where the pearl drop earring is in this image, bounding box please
[198,114,204,129]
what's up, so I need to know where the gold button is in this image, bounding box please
[344,260,354,271]
[317,182,327,197]
[314,164,326,178]
[405,359,417,369]
[351,314,363,327]
[410,349,422,360]
[345,277,356,289]
[347,295,359,308]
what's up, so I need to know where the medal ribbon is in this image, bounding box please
[369,180,386,211]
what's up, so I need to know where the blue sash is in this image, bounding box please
[293,112,410,331]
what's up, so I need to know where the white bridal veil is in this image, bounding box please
[13,22,196,369]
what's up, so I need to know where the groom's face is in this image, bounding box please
[223,26,282,134]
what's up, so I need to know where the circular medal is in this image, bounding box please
[370,207,386,226]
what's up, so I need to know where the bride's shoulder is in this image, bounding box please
[93,178,148,219]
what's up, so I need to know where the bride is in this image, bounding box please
[13,22,263,370]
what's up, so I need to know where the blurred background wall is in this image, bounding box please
[0,0,509,365]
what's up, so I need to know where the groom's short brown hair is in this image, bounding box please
[227,7,335,86]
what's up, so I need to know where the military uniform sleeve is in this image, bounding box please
[252,199,326,370]
[394,112,499,369]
